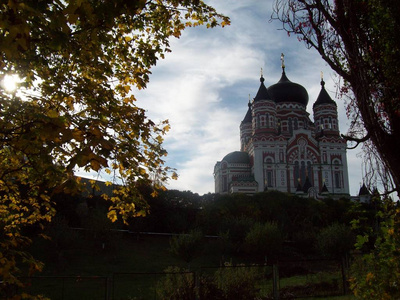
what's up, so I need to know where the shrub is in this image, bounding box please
[156,266,195,300]
[214,262,262,300]
[292,227,318,255]
[349,198,400,299]
[219,216,255,253]
[315,223,354,258]
[169,229,203,264]
[244,222,284,262]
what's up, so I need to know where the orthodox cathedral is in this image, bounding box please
[214,56,350,198]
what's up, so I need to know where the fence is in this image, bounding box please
[15,259,349,299]
[18,276,109,300]
[112,271,195,300]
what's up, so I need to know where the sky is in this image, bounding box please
[130,0,363,196]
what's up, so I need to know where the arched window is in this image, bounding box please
[264,157,274,187]
[334,172,341,188]
[307,161,312,180]
[300,161,306,184]
[294,161,300,184]
[332,159,342,188]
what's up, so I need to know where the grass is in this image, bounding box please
[299,296,356,300]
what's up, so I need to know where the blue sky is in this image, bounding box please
[131,0,364,196]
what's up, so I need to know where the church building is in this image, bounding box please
[214,56,350,198]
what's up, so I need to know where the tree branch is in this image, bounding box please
[341,132,371,149]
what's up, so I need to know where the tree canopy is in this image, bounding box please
[273,0,400,197]
[0,0,228,293]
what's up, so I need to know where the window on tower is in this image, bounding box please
[289,118,293,134]
[266,171,273,187]
[269,115,274,128]
[334,172,341,188]
[260,115,266,127]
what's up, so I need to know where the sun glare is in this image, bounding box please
[2,74,21,92]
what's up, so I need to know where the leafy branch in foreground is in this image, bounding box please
[0,0,229,296]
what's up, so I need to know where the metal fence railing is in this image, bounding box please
[18,276,109,300]
[112,271,195,300]
[14,259,349,300]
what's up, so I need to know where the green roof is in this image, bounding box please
[222,151,250,164]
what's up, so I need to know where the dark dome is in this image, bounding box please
[254,76,272,102]
[313,80,337,108]
[222,151,250,164]
[267,71,309,106]
[242,102,252,123]
[359,183,370,196]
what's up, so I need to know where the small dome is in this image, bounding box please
[268,71,309,106]
[254,75,272,102]
[242,102,252,123]
[222,151,250,164]
[313,80,337,108]
[359,183,370,196]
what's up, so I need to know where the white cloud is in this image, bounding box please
[131,0,363,196]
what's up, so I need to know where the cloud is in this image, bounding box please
[131,0,363,196]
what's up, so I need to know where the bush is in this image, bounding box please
[156,266,195,300]
[315,223,354,258]
[349,198,400,299]
[244,222,284,262]
[214,262,262,300]
[169,229,203,264]
[219,216,255,253]
[292,227,318,255]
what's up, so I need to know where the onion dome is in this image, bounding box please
[242,101,252,123]
[313,80,337,108]
[254,75,272,101]
[268,70,309,106]
[222,151,250,164]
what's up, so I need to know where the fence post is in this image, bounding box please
[194,271,198,300]
[272,264,279,300]
[341,256,348,295]
[106,276,111,300]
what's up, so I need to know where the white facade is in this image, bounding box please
[214,66,350,198]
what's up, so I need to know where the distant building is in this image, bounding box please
[214,57,350,199]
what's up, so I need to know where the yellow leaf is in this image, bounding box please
[107,210,118,222]
[123,85,130,93]
[72,129,85,142]
[47,110,58,118]
[68,14,79,24]
[90,160,101,171]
